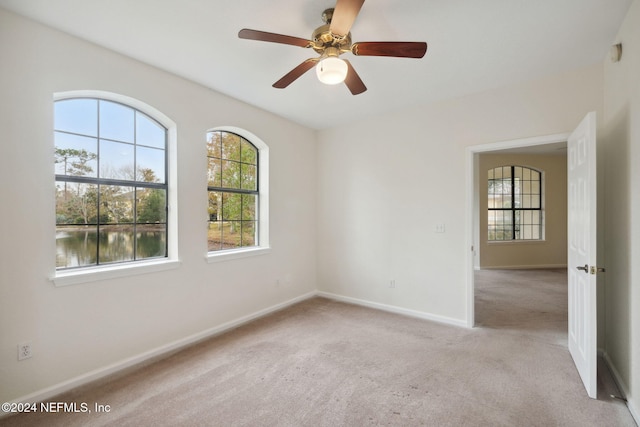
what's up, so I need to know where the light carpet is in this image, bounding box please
[1,269,635,426]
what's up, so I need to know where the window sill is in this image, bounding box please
[52,259,181,287]
[206,247,271,263]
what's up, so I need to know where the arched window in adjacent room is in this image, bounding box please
[487,165,543,241]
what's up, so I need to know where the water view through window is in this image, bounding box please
[55,98,168,269]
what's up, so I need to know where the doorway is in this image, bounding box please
[465,133,570,326]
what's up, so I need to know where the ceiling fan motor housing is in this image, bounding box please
[312,9,352,56]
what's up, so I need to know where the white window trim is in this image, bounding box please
[52,259,182,287]
[51,90,179,286]
[206,126,270,263]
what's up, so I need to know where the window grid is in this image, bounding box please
[488,166,542,241]
[55,98,168,269]
[207,131,259,252]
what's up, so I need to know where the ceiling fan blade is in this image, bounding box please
[343,60,367,95]
[273,59,318,89]
[352,41,428,58]
[330,0,365,37]
[238,29,312,48]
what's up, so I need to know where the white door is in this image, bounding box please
[567,112,598,399]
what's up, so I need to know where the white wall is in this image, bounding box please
[0,9,317,403]
[317,62,604,325]
[478,153,568,269]
[603,0,640,418]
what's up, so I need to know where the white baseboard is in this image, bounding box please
[3,291,317,414]
[316,291,468,328]
[602,350,639,425]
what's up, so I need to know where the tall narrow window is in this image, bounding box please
[488,166,542,241]
[207,131,259,252]
[55,98,168,269]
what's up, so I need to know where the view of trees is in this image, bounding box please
[55,147,165,225]
[207,131,258,251]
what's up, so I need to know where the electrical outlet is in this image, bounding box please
[435,223,446,233]
[389,279,396,288]
[18,342,32,361]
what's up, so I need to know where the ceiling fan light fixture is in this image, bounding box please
[316,56,348,85]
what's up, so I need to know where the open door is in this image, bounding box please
[567,111,599,399]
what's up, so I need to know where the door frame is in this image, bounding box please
[464,132,570,327]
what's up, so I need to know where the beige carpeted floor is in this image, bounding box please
[1,269,635,426]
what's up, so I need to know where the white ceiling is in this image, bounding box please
[0,0,633,130]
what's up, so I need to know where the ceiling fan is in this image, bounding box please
[238,0,427,95]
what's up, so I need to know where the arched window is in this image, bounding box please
[54,96,170,269]
[206,129,267,253]
[488,165,542,241]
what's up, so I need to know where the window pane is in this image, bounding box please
[531,196,540,209]
[222,193,242,221]
[532,211,541,224]
[241,140,257,165]
[221,160,241,189]
[241,221,256,246]
[136,146,165,183]
[207,132,222,158]
[501,179,511,195]
[514,167,522,179]
[241,164,257,191]
[223,223,242,250]
[208,191,223,251]
[99,101,134,143]
[56,182,98,225]
[56,225,98,268]
[242,194,257,221]
[208,191,221,222]
[98,225,134,263]
[208,222,223,252]
[55,99,97,137]
[533,224,541,239]
[222,132,241,161]
[523,167,531,180]
[54,133,98,177]
[502,167,511,178]
[137,189,166,223]
[100,140,135,180]
[99,185,134,224]
[494,168,503,179]
[207,157,221,187]
[136,226,166,259]
[531,181,540,195]
[136,112,165,148]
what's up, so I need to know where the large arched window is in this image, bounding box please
[206,129,268,254]
[488,165,542,241]
[54,96,170,269]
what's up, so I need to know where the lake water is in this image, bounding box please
[56,226,166,269]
